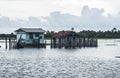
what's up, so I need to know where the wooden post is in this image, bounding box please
[92,38,94,47]
[61,38,63,48]
[91,38,93,47]
[68,37,71,48]
[53,38,56,48]
[72,37,75,48]
[83,37,85,47]
[9,36,11,50]
[58,38,61,48]
[62,38,64,48]
[95,38,98,47]
[87,38,89,47]
[38,37,40,48]
[5,37,7,49]
[51,38,53,48]
[85,38,88,47]
[45,40,46,48]
[65,37,68,48]
[87,38,91,47]
[79,38,81,47]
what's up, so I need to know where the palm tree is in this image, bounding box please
[112,27,117,32]
[71,27,74,31]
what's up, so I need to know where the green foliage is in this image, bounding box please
[44,31,56,39]
[78,29,120,38]
[44,28,120,39]
[78,30,97,38]
[0,33,16,40]
[1,28,120,39]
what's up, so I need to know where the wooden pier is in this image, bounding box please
[50,31,98,48]
[4,34,16,50]
[3,37,97,49]
[3,31,98,49]
[4,36,46,49]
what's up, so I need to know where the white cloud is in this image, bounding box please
[83,0,120,15]
[0,6,120,33]
[0,0,120,19]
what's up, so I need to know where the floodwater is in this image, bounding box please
[0,39,120,78]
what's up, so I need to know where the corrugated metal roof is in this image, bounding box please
[15,28,46,33]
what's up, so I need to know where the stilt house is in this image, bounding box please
[15,28,46,48]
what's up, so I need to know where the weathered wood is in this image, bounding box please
[58,38,62,48]
[38,37,40,48]
[51,38,53,48]
[78,38,81,47]
[53,38,56,48]
[9,36,12,50]
[51,35,98,48]
[44,40,46,48]
[5,37,7,49]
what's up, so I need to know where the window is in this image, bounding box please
[29,33,33,39]
[35,33,39,37]
[39,36,42,39]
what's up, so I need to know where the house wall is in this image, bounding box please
[16,32,45,44]
[16,32,26,42]
[25,33,32,44]
[39,34,44,44]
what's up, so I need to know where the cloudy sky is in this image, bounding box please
[0,0,120,33]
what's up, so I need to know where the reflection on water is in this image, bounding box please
[0,39,120,77]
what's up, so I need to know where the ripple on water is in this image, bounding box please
[0,51,120,78]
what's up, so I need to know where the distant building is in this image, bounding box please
[15,28,46,46]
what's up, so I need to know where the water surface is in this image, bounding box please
[0,39,120,78]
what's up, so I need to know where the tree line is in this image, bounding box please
[45,28,120,39]
[0,28,120,39]
[0,33,16,39]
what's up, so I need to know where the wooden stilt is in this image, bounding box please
[38,37,40,48]
[58,38,62,48]
[44,40,46,48]
[5,37,7,49]
[53,38,56,48]
[83,37,85,47]
[79,38,81,47]
[51,38,53,48]
[9,36,11,50]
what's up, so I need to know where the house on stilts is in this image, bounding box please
[14,28,46,48]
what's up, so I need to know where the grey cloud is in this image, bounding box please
[0,5,120,33]
[43,6,120,31]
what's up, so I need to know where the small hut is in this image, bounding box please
[14,28,46,48]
